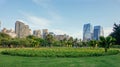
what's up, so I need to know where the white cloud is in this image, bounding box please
[32,0,62,22]
[104,27,113,37]
[69,31,83,39]
[21,13,51,29]
[16,19,29,25]
[51,29,68,35]
[27,15,50,27]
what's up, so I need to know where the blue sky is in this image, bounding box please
[0,0,120,39]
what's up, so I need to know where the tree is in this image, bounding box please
[0,32,11,47]
[1,38,10,47]
[59,38,68,47]
[8,39,20,48]
[99,36,116,52]
[73,38,78,47]
[45,34,55,47]
[110,23,120,45]
[67,37,73,47]
[0,32,11,39]
[89,40,98,48]
[26,35,36,39]
[53,40,61,47]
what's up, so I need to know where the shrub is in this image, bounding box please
[1,48,119,57]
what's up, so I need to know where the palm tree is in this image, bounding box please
[73,38,78,48]
[99,36,116,52]
[45,34,54,47]
[63,38,68,47]
[89,40,97,48]
[67,37,73,47]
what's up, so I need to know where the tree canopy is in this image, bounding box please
[0,32,11,38]
[110,23,120,45]
[99,36,115,52]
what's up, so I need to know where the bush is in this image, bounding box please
[111,45,120,48]
[1,48,119,57]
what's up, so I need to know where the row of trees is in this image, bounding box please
[0,32,115,52]
[0,33,82,48]
[0,23,120,52]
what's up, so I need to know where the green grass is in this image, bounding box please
[0,52,120,67]
[1,48,119,57]
[0,48,120,67]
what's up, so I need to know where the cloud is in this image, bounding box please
[16,19,29,25]
[32,0,62,21]
[69,31,83,39]
[27,15,50,27]
[21,13,51,29]
[104,27,113,37]
[51,29,68,35]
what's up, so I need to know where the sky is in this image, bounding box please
[0,0,120,39]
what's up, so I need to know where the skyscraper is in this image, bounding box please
[42,29,48,39]
[83,23,93,41]
[93,26,104,40]
[33,30,42,38]
[15,21,31,38]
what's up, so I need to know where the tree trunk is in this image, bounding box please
[105,48,107,52]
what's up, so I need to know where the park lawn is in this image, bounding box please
[0,48,120,67]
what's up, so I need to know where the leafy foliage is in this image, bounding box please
[89,40,98,48]
[99,36,116,52]
[110,23,120,45]
[0,32,11,38]
[1,48,119,57]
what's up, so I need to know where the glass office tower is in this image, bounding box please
[83,23,93,41]
[93,26,104,40]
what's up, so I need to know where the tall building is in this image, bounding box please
[2,28,16,38]
[93,26,104,40]
[83,23,93,41]
[33,30,42,38]
[15,21,31,38]
[42,29,48,39]
[55,34,69,41]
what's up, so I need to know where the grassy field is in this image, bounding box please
[0,48,120,67]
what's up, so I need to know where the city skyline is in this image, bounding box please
[1,0,120,39]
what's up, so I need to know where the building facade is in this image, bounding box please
[33,30,42,38]
[55,34,69,41]
[83,23,93,41]
[15,21,31,38]
[42,29,48,39]
[93,26,104,40]
[2,28,16,38]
